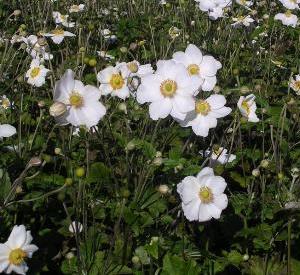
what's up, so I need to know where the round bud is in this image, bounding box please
[118,103,127,113]
[233,69,239,76]
[75,167,85,178]
[65,178,73,186]
[260,159,269,168]
[126,141,136,151]
[88,58,97,67]
[66,252,75,260]
[49,102,67,117]
[83,57,90,64]
[153,157,163,166]
[278,172,284,180]
[243,254,249,261]
[240,86,250,94]
[120,47,128,53]
[13,10,21,16]
[132,256,140,265]
[252,168,260,177]
[29,157,42,167]
[158,184,170,195]
[38,100,45,108]
[54,148,62,155]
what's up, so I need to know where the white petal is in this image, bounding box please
[201,76,217,91]
[177,176,200,204]
[198,204,212,222]
[23,244,38,258]
[196,167,214,180]
[54,69,75,102]
[0,124,16,138]
[182,199,201,221]
[185,44,203,63]
[149,99,172,120]
[206,176,227,194]
[7,225,27,249]
[0,260,9,273]
[214,194,228,210]
[206,94,226,109]
[207,204,222,219]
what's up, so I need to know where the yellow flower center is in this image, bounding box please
[199,186,213,204]
[9,248,27,265]
[30,67,41,78]
[187,64,200,76]
[52,29,65,35]
[285,10,292,17]
[293,80,300,90]
[195,100,211,115]
[127,62,139,73]
[69,92,84,108]
[110,74,125,90]
[160,79,177,97]
[241,100,250,115]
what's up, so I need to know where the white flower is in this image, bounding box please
[23,35,53,60]
[68,221,83,234]
[195,0,232,20]
[274,11,298,27]
[136,60,202,120]
[203,147,236,164]
[25,59,49,87]
[289,74,300,95]
[278,0,299,9]
[177,167,228,222]
[69,4,85,13]
[53,69,106,128]
[44,28,75,44]
[52,12,75,28]
[0,225,38,274]
[97,64,130,100]
[209,7,225,20]
[0,124,16,138]
[173,44,222,91]
[231,15,255,27]
[237,94,259,122]
[235,0,253,7]
[179,94,232,137]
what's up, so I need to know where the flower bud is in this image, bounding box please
[54,147,62,155]
[153,157,163,166]
[243,254,249,261]
[260,159,269,168]
[132,256,140,265]
[13,10,21,16]
[252,168,260,177]
[126,140,136,151]
[29,157,42,167]
[118,103,127,114]
[38,100,45,108]
[49,102,67,117]
[66,252,75,259]
[158,184,170,195]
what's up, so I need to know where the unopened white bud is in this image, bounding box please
[49,102,67,117]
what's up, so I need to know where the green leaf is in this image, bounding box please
[161,253,201,275]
